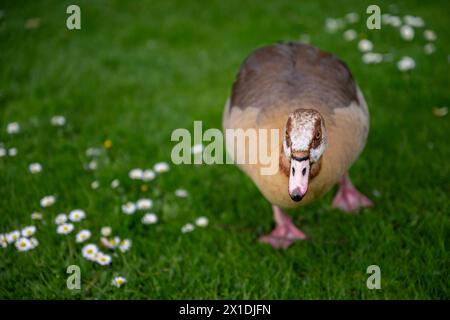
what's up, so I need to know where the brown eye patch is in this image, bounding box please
[311,120,322,149]
[285,117,293,146]
[285,132,291,147]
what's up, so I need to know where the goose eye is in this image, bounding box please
[315,131,321,140]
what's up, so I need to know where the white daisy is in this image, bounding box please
[8,148,17,157]
[82,244,98,261]
[54,213,67,225]
[397,56,416,71]
[142,213,158,225]
[388,15,402,27]
[76,229,91,243]
[154,162,170,173]
[96,252,112,266]
[102,236,121,249]
[50,115,66,126]
[325,18,343,33]
[424,43,435,55]
[6,122,20,134]
[87,160,97,171]
[119,239,132,252]
[101,226,112,237]
[181,223,195,233]
[403,15,424,28]
[69,209,86,222]
[29,237,39,249]
[423,29,436,41]
[343,29,357,41]
[432,107,448,117]
[400,25,414,41]
[91,180,100,189]
[110,179,120,189]
[111,276,127,288]
[40,195,56,208]
[345,12,359,23]
[195,216,209,227]
[382,13,391,25]
[175,189,189,198]
[109,236,121,249]
[362,52,383,64]
[86,147,101,157]
[29,162,42,174]
[6,230,20,243]
[136,198,152,210]
[1,234,8,248]
[122,202,136,215]
[15,237,32,251]
[31,212,43,220]
[191,144,203,155]
[21,225,36,238]
[0,147,6,157]
[358,39,373,52]
[325,18,338,33]
[100,237,110,248]
[143,169,155,181]
[57,223,74,235]
[129,168,144,180]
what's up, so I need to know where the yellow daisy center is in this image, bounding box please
[103,139,113,149]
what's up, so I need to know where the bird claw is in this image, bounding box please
[259,207,307,249]
[332,174,373,212]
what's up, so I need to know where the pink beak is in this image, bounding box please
[288,157,310,202]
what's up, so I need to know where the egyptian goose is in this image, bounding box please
[223,42,373,249]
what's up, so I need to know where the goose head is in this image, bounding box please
[283,109,327,202]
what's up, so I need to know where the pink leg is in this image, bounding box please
[332,173,373,212]
[259,205,307,249]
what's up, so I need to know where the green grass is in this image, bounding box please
[0,0,449,299]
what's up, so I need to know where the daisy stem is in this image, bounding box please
[66,236,75,258]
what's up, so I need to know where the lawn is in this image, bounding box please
[0,0,448,299]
